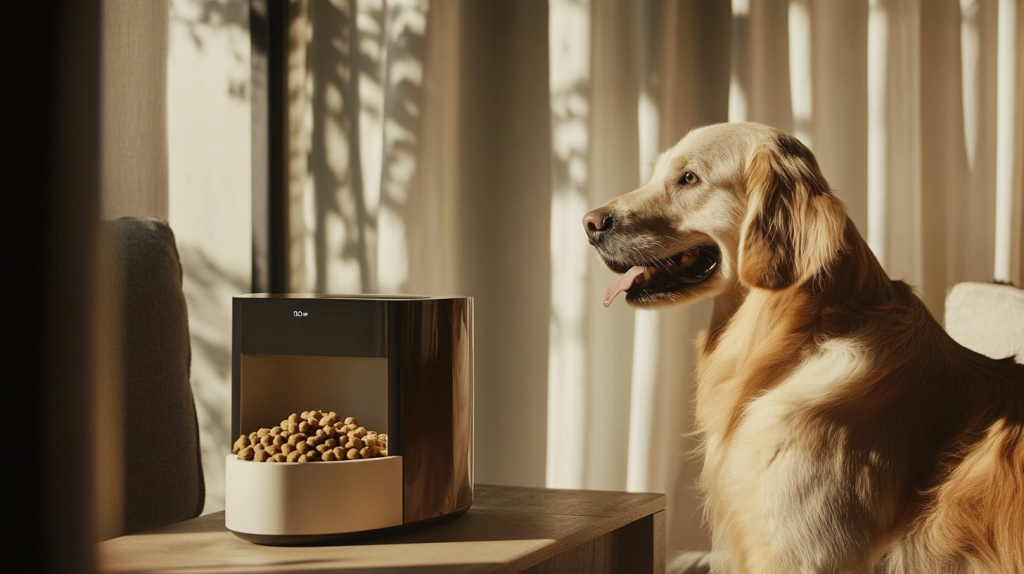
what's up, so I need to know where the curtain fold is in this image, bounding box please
[282,0,1024,561]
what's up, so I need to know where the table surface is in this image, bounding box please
[97,483,666,574]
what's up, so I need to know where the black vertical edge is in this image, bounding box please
[3,3,101,572]
[387,301,402,457]
[232,297,243,441]
[251,0,289,294]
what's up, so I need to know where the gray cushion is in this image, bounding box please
[103,217,204,535]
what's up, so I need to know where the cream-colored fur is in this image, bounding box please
[585,123,1024,574]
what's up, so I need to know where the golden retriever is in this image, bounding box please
[584,122,1024,574]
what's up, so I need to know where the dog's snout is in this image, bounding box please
[583,209,616,243]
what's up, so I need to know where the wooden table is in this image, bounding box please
[98,484,665,574]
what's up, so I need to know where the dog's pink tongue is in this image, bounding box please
[604,266,646,308]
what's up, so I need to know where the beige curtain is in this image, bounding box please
[284,0,1024,561]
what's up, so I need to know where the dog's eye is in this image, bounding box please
[680,172,699,185]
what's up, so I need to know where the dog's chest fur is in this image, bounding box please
[694,296,892,572]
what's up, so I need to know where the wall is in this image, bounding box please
[166,0,252,515]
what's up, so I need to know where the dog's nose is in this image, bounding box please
[583,209,615,243]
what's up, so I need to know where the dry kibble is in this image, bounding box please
[239,412,385,463]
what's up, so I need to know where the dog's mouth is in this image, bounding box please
[602,245,720,307]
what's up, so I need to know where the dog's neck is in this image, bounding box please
[704,218,896,356]
[709,283,747,335]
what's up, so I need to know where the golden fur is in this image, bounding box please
[585,123,1024,574]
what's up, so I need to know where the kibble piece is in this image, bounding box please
[281,443,294,455]
[333,447,345,458]
[254,449,271,462]
[257,428,270,438]
[363,436,377,448]
[271,426,282,437]
[380,448,388,456]
[346,437,364,450]
[249,432,258,444]
[260,435,272,448]
[272,435,285,448]
[286,450,301,462]
[265,444,279,455]
[321,450,337,461]
[295,442,310,454]
[288,413,301,424]
[233,435,250,453]
[297,454,309,463]
[346,448,361,460]
[298,422,312,434]
[288,433,306,446]
[237,446,255,461]
[352,427,367,438]
[359,446,373,459]
[344,417,357,426]
[270,453,287,463]
[323,426,336,438]
[325,438,338,449]
[316,444,329,453]
[254,443,265,452]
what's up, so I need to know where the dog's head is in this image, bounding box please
[585,122,846,308]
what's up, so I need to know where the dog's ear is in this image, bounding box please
[738,134,846,290]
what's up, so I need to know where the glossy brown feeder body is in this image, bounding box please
[227,294,473,545]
